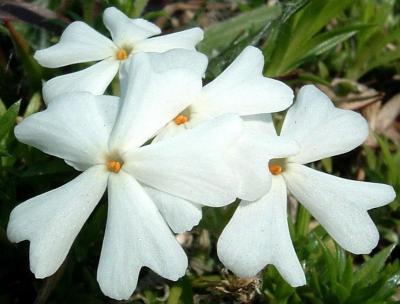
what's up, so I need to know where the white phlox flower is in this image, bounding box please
[144,46,298,228]
[7,51,243,300]
[217,85,396,287]
[34,6,204,103]
[154,46,294,142]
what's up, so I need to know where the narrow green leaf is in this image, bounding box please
[291,0,353,44]
[0,100,20,140]
[0,99,6,116]
[198,4,281,56]
[342,254,354,288]
[263,0,310,75]
[315,235,337,285]
[206,19,275,79]
[280,0,309,23]
[167,285,182,304]
[0,147,12,157]
[377,137,398,184]
[321,157,333,173]
[131,0,149,17]
[265,0,354,76]
[354,244,396,285]
[4,20,42,90]
[295,204,311,238]
[305,30,358,57]
[24,93,42,118]
[82,0,96,25]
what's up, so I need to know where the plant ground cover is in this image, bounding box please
[0,0,399,303]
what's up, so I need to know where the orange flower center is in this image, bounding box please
[107,160,122,173]
[174,114,189,125]
[116,49,128,61]
[268,164,283,175]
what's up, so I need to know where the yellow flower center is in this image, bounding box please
[116,49,128,61]
[268,164,283,175]
[174,114,189,125]
[107,160,122,173]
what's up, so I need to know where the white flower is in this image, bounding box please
[7,51,242,300]
[217,85,396,287]
[154,46,293,141]
[144,46,297,221]
[34,6,204,103]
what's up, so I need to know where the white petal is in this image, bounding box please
[109,52,203,152]
[144,186,202,233]
[242,114,277,137]
[15,93,119,168]
[134,28,203,53]
[232,123,300,201]
[103,7,161,47]
[152,114,298,202]
[97,172,187,300]
[124,114,242,206]
[284,164,395,254]
[242,114,300,158]
[7,166,108,278]
[200,46,293,116]
[217,176,306,287]
[281,85,369,164]
[34,22,116,68]
[142,48,208,77]
[152,102,216,143]
[152,120,187,143]
[43,58,119,104]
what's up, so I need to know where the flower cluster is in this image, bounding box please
[7,7,396,300]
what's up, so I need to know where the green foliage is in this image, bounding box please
[107,0,150,18]
[343,0,400,79]
[0,100,19,141]
[263,0,356,77]
[198,4,281,56]
[261,241,400,304]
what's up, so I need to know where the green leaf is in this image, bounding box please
[377,137,398,185]
[0,147,12,157]
[295,204,311,238]
[354,244,396,285]
[167,278,194,304]
[264,0,353,76]
[3,20,42,91]
[24,93,42,117]
[167,285,183,304]
[304,27,364,57]
[0,99,6,117]
[344,0,400,79]
[131,0,149,17]
[206,20,276,79]
[298,72,331,86]
[82,0,96,25]
[320,157,333,173]
[278,24,364,75]
[316,236,338,285]
[0,100,20,140]
[198,4,281,56]
[290,0,353,43]
[263,0,309,69]
[20,158,73,177]
[342,254,354,288]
